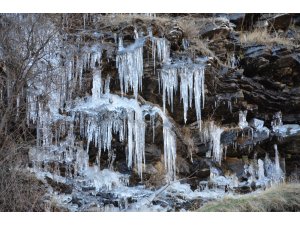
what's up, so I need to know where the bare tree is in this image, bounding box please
[0,14,61,211]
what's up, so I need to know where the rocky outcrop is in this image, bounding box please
[6,13,299,211]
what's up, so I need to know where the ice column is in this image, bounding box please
[274,144,283,180]
[238,110,248,129]
[163,124,177,181]
[202,121,224,164]
[258,159,265,180]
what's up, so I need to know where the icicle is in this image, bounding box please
[76,55,83,90]
[116,37,144,99]
[201,121,224,164]
[105,76,111,94]
[238,110,248,129]
[223,145,227,160]
[163,124,177,181]
[127,111,134,168]
[179,67,189,123]
[134,28,139,39]
[83,14,87,29]
[227,100,232,113]
[274,144,282,179]
[263,146,285,184]
[92,70,102,100]
[151,37,170,64]
[211,126,224,164]
[160,63,205,127]
[188,70,194,108]
[161,66,178,113]
[151,114,156,143]
[194,66,205,129]
[143,105,177,181]
[258,159,265,180]
[16,94,20,118]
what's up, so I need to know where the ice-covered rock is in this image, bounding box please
[249,118,264,130]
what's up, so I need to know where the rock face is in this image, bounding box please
[2,13,300,211]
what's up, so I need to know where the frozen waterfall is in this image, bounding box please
[160,62,205,127]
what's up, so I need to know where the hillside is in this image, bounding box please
[0,13,300,212]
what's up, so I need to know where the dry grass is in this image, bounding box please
[240,28,294,47]
[100,13,171,29]
[190,39,217,58]
[199,183,300,212]
[0,137,46,211]
[178,18,199,39]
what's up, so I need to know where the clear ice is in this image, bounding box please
[238,110,248,129]
[201,121,224,164]
[116,37,144,99]
[160,62,205,127]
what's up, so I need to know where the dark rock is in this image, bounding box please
[227,14,246,30]
[45,177,73,194]
[82,186,96,192]
[270,14,292,31]
[235,184,252,194]
[223,157,245,178]
[72,196,83,207]
[200,23,231,40]
[293,14,300,26]
[165,24,184,51]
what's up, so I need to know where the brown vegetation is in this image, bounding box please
[239,28,294,46]
[0,137,46,211]
[199,183,300,212]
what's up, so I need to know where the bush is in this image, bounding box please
[0,137,46,211]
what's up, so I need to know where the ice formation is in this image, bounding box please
[28,62,177,181]
[151,37,170,67]
[160,62,205,126]
[142,105,177,181]
[116,37,144,99]
[29,93,178,181]
[238,110,248,129]
[270,111,300,137]
[249,118,264,130]
[229,53,239,68]
[84,167,129,191]
[271,111,283,130]
[257,159,265,181]
[22,21,182,188]
[6,14,295,213]
[201,121,224,164]
[263,145,284,184]
[92,69,102,100]
[274,144,283,180]
[152,34,207,128]
[161,119,177,181]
